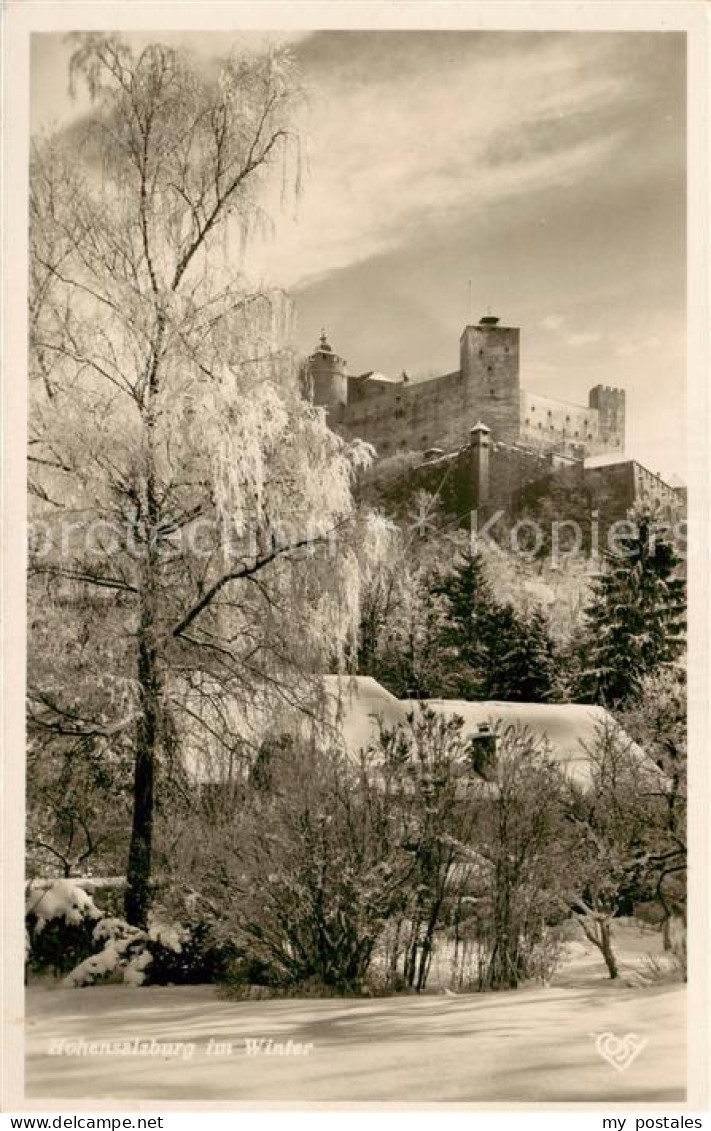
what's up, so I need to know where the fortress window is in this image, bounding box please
[531,405,535,412]
[565,416,570,423]
[537,423,542,430]
[487,365,493,373]
[490,388,496,396]
[574,430,579,438]
[525,418,530,426]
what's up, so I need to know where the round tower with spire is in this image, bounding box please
[305,330,348,411]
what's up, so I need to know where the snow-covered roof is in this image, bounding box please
[320,680,643,788]
[422,699,621,787]
[359,371,400,384]
[181,675,655,791]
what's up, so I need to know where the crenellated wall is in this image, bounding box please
[589,385,626,447]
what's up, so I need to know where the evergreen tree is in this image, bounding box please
[485,605,560,702]
[431,546,496,698]
[576,507,686,707]
[432,549,560,703]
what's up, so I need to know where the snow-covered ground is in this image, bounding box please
[25,928,685,1103]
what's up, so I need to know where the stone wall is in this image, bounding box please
[333,370,475,457]
[631,463,684,518]
[519,390,605,458]
[361,441,684,553]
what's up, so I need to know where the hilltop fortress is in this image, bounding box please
[303,315,683,532]
[306,315,624,461]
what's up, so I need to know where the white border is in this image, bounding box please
[2,0,708,1114]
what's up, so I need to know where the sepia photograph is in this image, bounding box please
[4,2,706,1113]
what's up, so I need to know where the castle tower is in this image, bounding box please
[459,315,520,443]
[305,330,348,412]
[588,385,626,452]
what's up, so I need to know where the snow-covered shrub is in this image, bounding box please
[25,879,104,977]
[61,905,235,987]
[64,913,180,987]
[143,918,238,985]
[64,924,143,987]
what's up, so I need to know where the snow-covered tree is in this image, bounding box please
[562,719,669,978]
[616,668,687,947]
[484,605,561,703]
[374,708,483,991]
[430,545,495,699]
[181,739,414,994]
[474,726,568,989]
[576,506,686,707]
[28,35,383,924]
[430,544,561,703]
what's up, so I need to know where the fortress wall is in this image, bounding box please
[581,462,636,523]
[356,440,557,527]
[487,443,556,511]
[517,390,617,457]
[335,370,480,457]
[632,463,685,517]
[360,443,685,552]
[309,321,627,464]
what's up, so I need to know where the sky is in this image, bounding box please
[31,30,686,478]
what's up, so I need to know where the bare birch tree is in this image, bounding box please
[28,35,381,923]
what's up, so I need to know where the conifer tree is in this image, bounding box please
[485,605,560,703]
[576,507,686,707]
[431,546,495,698]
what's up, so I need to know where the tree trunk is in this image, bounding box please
[598,919,619,979]
[125,362,163,928]
[388,917,403,989]
[125,620,160,926]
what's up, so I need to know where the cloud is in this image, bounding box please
[538,318,600,348]
[247,35,633,287]
[31,32,656,296]
[615,335,662,357]
[565,331,602,347]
